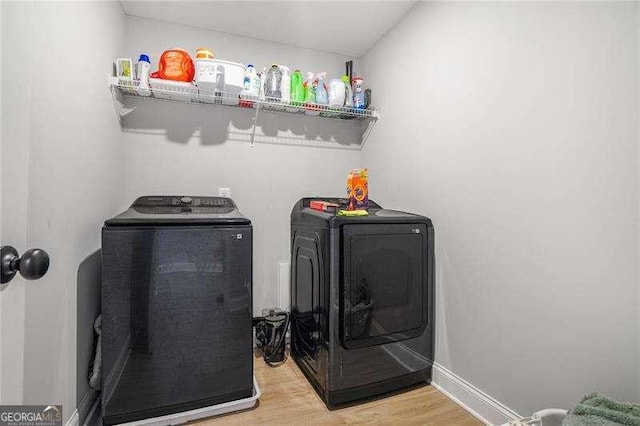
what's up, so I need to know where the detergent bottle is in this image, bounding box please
[328,78,346,108]
[290,69,304,106]
[303,72,320,115]
[279,65,291,104]
[303,72,316,104]
[241,64,260,99]
[264,64,282,100]
[314,72,329,105]
[352,77,365,109]
[150,48,194,82]
[342,75,354,108]
[346,168,369,210]
[136,54,151,97]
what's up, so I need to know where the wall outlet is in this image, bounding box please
[218,187,231,198]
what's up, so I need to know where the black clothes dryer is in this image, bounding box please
[290,198,434,409]
[101,196,253,425]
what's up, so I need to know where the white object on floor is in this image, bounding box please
[502,408,568,426]
[115,376,261,426]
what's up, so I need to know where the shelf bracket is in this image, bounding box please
[108,76,136,122]
[250,102,262,149]
[360,113,379,149]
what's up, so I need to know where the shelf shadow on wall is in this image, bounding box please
[255,109,361,150]
[119,97,362,149]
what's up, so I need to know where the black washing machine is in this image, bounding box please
[290,198,434,408]
[101,196,253,425]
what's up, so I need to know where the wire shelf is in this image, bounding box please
[110,77,379,120]
[109,77,379,148]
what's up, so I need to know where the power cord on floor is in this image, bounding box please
[253,310,290,367]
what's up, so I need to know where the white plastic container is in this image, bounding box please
[194,58,221,103]
[240,64,260,107]
[259,67,267,100]
[195,58,244,105]
[328,78,346,107]
[149,78,197,102]
[280,65,291,104]
[503,409,568,426]
[136,54,151,97]
[116,58,136,95]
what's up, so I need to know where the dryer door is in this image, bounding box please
[341,223,429,349]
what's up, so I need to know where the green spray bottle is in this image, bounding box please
[303,72,316,104]
[290,69,304,107]
[303,72,321,115]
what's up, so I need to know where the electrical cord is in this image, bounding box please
[263,312,290,367]
[253,311,290,367]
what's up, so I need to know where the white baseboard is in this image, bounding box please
[66,409,79,426]
[432,362,521,426]
[67,363,515,426]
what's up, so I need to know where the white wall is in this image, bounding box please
[0,2,125,421]
[120,16,364,313]
[362,1,639,416]
[0,0,5,405]
[1,0,32,404]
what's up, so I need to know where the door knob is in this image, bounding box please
[1,246,50,284]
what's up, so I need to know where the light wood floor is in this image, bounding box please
[192,355,482,425]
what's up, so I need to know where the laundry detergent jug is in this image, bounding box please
[342,75,354,108]
[280,65,291,104]
[315,72,329,105]
[264,64,282,100]
[288,69,304,111]
[151,48,194,82]
[328,78,346,108]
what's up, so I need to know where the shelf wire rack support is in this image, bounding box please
[109,77,379,149]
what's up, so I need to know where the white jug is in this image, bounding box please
[328,78,346,108]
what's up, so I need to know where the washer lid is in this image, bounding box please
[105,196,251,226]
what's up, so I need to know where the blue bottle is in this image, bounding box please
[315,72,329,105]
[352,77,365,109]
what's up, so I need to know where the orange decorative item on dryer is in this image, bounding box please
[346,169,369,210]
[150,48,195,82]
